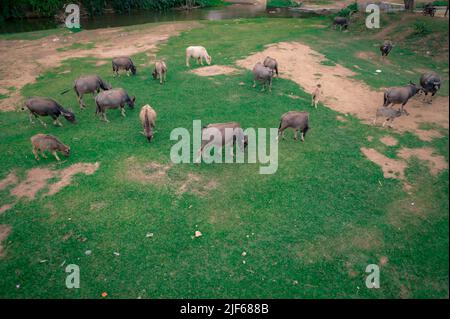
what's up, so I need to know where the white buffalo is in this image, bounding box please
[186,46,211,67]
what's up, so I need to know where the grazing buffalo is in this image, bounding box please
[420,72,441,103]
[252,62,274,92]
[31,133,70,161]
[380,40,393,58]
[263,56,279,77]
[95,88,135,122]
[333,16,349,31]
[383,82,421,115]
[24,97,76,127]
[152,61,167,85]
[61,75,112,109]
[139,104,157,142]
[186,46,211,67]
[373,107,402,127]
[195,122,246,164]
[277,111,309,142]
[112,56,136,77]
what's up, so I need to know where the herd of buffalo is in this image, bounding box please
[23,42,442,162]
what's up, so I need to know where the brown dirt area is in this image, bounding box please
[361,147,407,181]
[0,21,200,111]
[397,147,448,176]
[380,136,398,146]
[125,157,217,196]
[0,224,12,257]
[191,65,239,77]
[361,146,448,189]
[0,162,100,213]
[236,42,449,141]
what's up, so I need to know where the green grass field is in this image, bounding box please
[0,14,448,298]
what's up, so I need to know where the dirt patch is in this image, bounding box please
[126,158,172,185]
[191,65,239,77]
[0,21,200,111]
[10,168,55,200]
[361,146,448,189]
[361,147,407,180]
[236,42,449,141]
[178,173,218,196]
[0,204,14,215]
[397,147,448,176]
[1,162,100,213]
[0,224,12,257]
[380,136,398,146]
[0,171,18,191]
[47,162,100,196]
[125,157,217,196]
[336,115,348,123]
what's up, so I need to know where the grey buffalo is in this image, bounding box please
[333,17,349,31]
[373,107,402,127]
[380,40,393,58]
[62,75,112,109]
[277,111,309,142]
[24,97,76,127]
[252,62,274,92]
[95,88,135,122]
[263,56,279,77]
[420,72,441,103]
[383,82,421,115]
[112,57,136,77]
[195,122,247,164]
[31,133,70,162]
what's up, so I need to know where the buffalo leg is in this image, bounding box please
[52,151,61,161]
[401,103,409,116]
[294,130,298,141]
[252,80,257,88]
[33,114,47,127]
[53,116,63,127]
[301,131,305,142]
[28,112,35,124]
[40,150,48,159]
[186,56,190,67]
[32,148,40,161]
[101,112,109,123]
[120,107,126,117]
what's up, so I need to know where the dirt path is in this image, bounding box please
[236,42,449,141]
[0,21,200,111]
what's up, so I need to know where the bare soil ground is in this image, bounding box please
[191,65,239,76]
[361,146,448,189]
[236,42,449,141]
[0,21,200,111]
[0,224,11,257]
[380,135,399,146]
[0,162,100,213]
[125,157,217,196]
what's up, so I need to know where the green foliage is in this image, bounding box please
[267,0,300,8]
[336,1,358,17]
[416,1,449,8]
[0,0,224,20]
[412,21,432,36]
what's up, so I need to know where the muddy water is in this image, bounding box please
[0,1,317,34]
